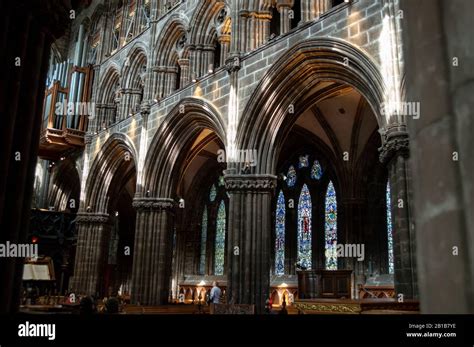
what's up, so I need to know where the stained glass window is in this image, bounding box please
[299,155,309,168]
[311,160,323,180]
[275,190,286,275]
[199,207,207,275]
[386,182,394,274]
[297,184,312,269]
[218,176,225,187]
[209,184,217,202]
[325,181,338,270]
[214,200,226,275]
[287,165,297,187]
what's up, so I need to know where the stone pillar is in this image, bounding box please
[314,0,331,18]
[400,0,474,313]
[239,11,249,52]
[194,44,203,77]
[203,44,215,74]
[164,67,178,95]
[0,0,69,313]
[178,58,190,88]
[120,89,132,119]
[259,13,272,44]
[153,66,166,99]
[379,126,417,299]
[70,213,111,296]
[228,2,242,54]
[218,35,231,67]
[224,174,277,313]
[131,198,175,305]
[278,4,292,35]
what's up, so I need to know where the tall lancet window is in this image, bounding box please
[325,181,337,270]
[214,200,226,275]
[199,207,208,275]
[297,184,312,269]
[386,182,394,274]
[275,190,286,275]
[209,184,217,202]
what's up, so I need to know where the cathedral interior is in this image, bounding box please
[0,0,473,330]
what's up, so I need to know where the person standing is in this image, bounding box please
[209,281,221,304]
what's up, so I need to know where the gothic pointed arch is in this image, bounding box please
[84,133,138,214]
[97,66,121,127]
[48,158,81,212]
[121,46,148,115]
[188,0,226,44]
[238,37,387,175]
[122,45,148,88]
[140,97,226,198]
[154,14,189,66]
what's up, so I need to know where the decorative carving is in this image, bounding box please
[177,34,187,49]
[379,133,410,165]
[295,302,361,314]
[224,174,277,191]
[211,303,255,315]
[225,55,241,73]
[132,198,175,211]
[75,213,110,224]
[140,101,151,115]
[216,8,227,24]
[84,133,93,145]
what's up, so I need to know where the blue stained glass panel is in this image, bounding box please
[325,181,338,270]
[287,165,297,187]
[297,184,312,269]
[214,200,226,275]
[275,190,286,275]
[209,184,217,202]
[199,207,208,275]
[311,160,323,180]
[299,155,309,168]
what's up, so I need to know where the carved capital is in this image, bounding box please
[140,101,151,116]
[224,174,277,192]
[75,213,110,225]
[225,55,241,73]
[132,198,175,211]
[379,132,410,165]
[84,134,93,145]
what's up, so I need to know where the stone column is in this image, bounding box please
[379,126,417,299]
[224,174,277,313]
[314,0,331,18]
[239,11,249,52]
[230,2,242,54]
[164,66,178,95]
[120,88,132,119]
[278,4,292,35]
[153,66,166,99]
[194,44,203,77]
[218,35,231,67]
[178,58,190,88]
[0,0,69,313]
[131,198,175,305]
[70,213,111,296]
[400,0,474,314]
[203,44,215,74]
[259,13,272,44]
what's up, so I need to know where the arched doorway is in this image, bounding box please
[230,38,406,311]
[70,134,137,298]
[132,97,226,305]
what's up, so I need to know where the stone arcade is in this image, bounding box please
[0,0,473,316]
